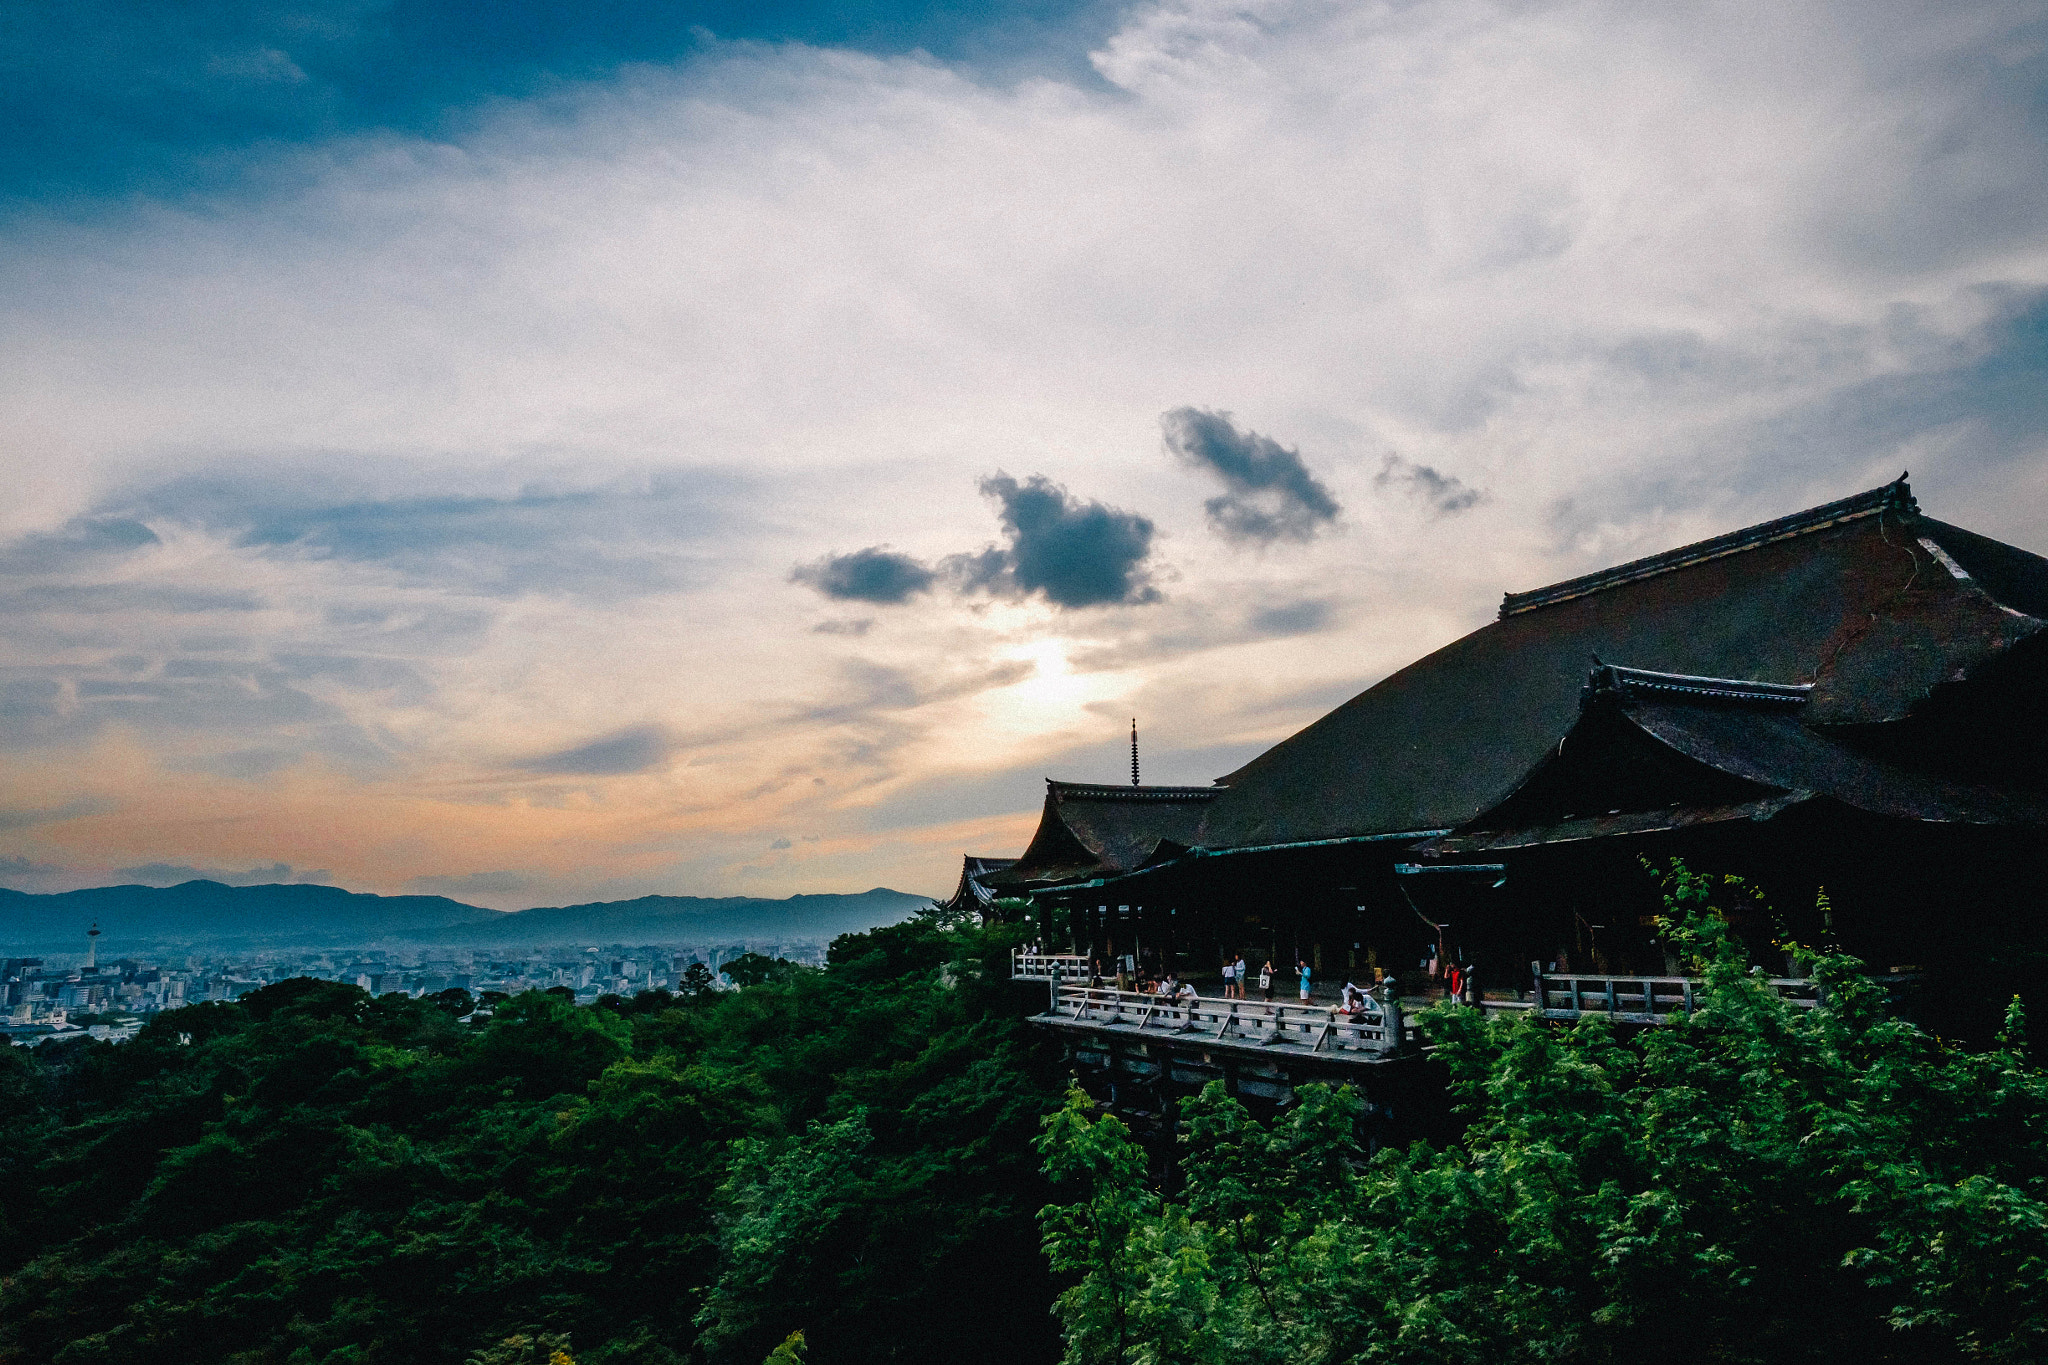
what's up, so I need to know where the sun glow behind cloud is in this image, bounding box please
[2,0,2047,905]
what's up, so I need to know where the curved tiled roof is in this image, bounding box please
[1195,479,2048,850]
[984,782,1218,890]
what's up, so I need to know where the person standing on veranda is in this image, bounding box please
[1298,958,1312,1003]
[1259,959,1274,1001]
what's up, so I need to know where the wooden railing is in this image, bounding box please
[1042,983,1404,1057]
[1505,964,1820,1024]
[1012,952,1093,983]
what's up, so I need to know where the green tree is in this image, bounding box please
[1037,863,2048,1365]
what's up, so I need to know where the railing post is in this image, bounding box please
[1530,959,1542,1006]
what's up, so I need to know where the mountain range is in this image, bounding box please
[0,880,933,952]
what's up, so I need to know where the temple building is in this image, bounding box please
[936,855,1020,921]
[990,477,2048,1034]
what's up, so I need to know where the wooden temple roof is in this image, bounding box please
[937,855,1018,913]
[1415,662,2048,857]
[982,782,1218,891]
[1190,477,2048,851]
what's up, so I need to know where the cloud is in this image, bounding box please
[0,0,1116,204]
[0,853,62,879]
[518,724,674,776]
[1070,594,1339,671]
[1161,407,1341,543]
[791,546,936,603]
[1374,455,1484,516]
[115,861,331,887]
[0,798,109,831]
[0,516,159,575]
[769,836,793,849]
[123,469,744,600]
[957,474,1161,609]
[811,618,874,636]
[406,870,533,897]
[796,475,1162,610]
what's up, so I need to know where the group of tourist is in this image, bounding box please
[1082,952,1365,1012]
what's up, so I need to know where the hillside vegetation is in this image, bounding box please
[6,869,2047,1365]
[0,911,1063,1365]
[1040,868,2048,1364]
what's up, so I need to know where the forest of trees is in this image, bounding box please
[4,868,2046,1365]
[0,910,1067,1365]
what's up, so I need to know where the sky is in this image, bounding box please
[4,0,2048,908]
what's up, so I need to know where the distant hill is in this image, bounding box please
[0,880,933,952]
[0,881,501,949]
[411,888,934,948]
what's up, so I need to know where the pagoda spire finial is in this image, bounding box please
[1130,717,1140,787]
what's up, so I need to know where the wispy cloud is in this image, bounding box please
[1374,455,1484,516]
[518,724,675,776]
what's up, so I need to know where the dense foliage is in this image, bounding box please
[1039,866,2048,1364]
[0,913,1065,1365]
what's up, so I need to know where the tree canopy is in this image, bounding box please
[1038,865,2048,1364]
[0,918,1064,1365]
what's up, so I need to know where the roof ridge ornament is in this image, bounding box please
[1583,662,1814,707]
[1045,779,1221,801]
[1501,474,1917,618]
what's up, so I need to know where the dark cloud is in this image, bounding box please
[811,618,874,636]
[960,473,1160,608]
[115,861,331,887]
[1374,454,1484,515]
[518,723,673,775]
[791,475,1161,612]
[769,836,793,849]
[790,547,936,603]
[1161,407,1341,543]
